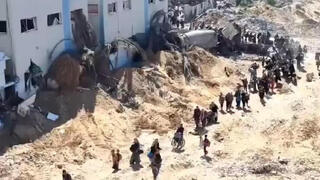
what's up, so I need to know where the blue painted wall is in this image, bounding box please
[144,0,149,33]
[62,0,73,50]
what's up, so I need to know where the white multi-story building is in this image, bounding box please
[88,0,168,44]
[0,0,88,100]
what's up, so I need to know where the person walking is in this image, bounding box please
[116,149,123,171]
[151,150,162,180]
[225,92,233,112]
[203,135,211,156]
[62,170,72,180]
[241,77,248,92]
[148,139,161,164]
[130,138,142,166]
[241,90,246,110]
[200,109,207,128]
[259,86,265,103]
[193,106,201,129]
[219,93,225,110]
[244,92,250,108]
[234,87,241,109]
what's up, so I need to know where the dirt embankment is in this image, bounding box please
[0,47,246,179]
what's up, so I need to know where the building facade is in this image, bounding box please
[0,0,88,100]
[88,0,168,44]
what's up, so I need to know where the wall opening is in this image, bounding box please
[123,0,131,10]
[20,17,37,33]
[47,13,62,26]
[0,21,7,33]
[108,2,117,13]
[88,4,99,14]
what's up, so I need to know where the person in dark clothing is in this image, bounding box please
[209,102,219,123]
[257,32,262,44]
[241,90,247,109]
[286,49,293,61]
[219,93,225,110]
[149,139,161,163]
[258,86,265,102]
[130,138,142,166]
[200,110,207,128]
[282,64,289,79]
[241,78,248,92]
[176,124,184,136]
[203,135,210,156]
[175,124,184,144]
[263,78,269,95]
[274,67,281,84]
[111,149,122,171]
[289,62,295,78]
[151,150,162,180]
[62,170,72,180]
[225,92,233,112]
[244,92,250,108]
[150,139,161,155]
[234,88,241,109]
[193,106,201,129]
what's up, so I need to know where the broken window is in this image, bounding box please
[20,17,37,33]
[88,4,99,14]
[149,0,155,4]
[47,13,62,26]
[0,21,7,33]
[123,0,131,10]
[108,2,117,13]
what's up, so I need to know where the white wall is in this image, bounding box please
[148,0,168,19]
[103,0,145,43]
[70,0,88,14]
[0,0,13,56]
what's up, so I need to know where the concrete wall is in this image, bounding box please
[102,0,145,43]
[0,0,12,56]
[7,0,88,99]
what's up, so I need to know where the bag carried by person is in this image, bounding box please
[148,151,154,159]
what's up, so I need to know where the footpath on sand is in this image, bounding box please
[105,54,320,180]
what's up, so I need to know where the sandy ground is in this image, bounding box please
[1,1,320,180]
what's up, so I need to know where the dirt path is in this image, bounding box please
[74,51,320,180]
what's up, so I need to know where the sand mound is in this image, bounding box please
[46,55,81,91]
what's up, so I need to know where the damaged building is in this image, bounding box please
[170,0,215,22]
[88,0,168,69]
[88,0,168,43]
[0,0,88,101]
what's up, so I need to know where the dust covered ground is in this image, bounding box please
[1,1,320,180]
